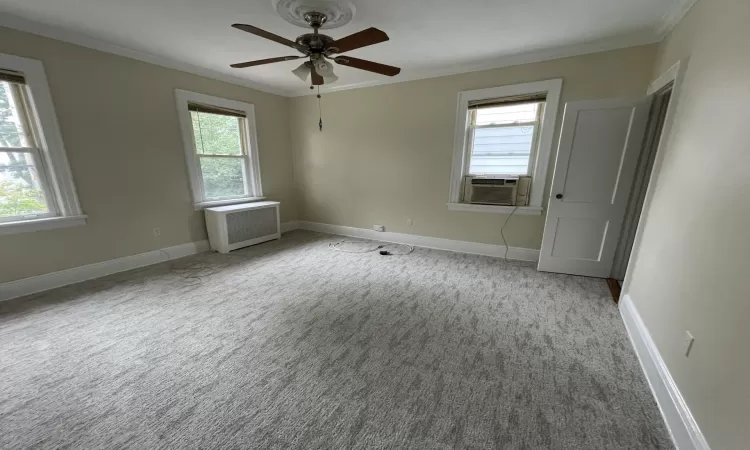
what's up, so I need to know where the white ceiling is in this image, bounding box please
[0,0,692,97]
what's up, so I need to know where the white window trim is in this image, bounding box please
[174,89,263,209]
[0,53,86,235]
[0,215,87,236]
[448,79,563,215]
[193,197,266,210]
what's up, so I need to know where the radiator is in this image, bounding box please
[204,201,280,253]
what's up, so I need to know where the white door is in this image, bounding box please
[538,97,651,277]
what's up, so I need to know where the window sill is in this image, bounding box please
[0,215,88,236]
[194,197,266,210]
[446,203,543,215]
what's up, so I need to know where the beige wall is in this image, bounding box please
[625,1,750,448]
[0,27,297,283]
[290,45,657,249]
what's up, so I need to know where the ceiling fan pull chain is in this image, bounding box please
[196,110,206,152]
[317,86,323,132]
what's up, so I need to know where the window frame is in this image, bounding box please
[448,79,563,215]
[0,53,85,236]
[175,90,264,209]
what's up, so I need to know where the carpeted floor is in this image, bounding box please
[0,230,672,449]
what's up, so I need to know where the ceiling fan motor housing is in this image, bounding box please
[295,32,335,55]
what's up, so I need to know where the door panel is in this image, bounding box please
[538,98,651,277]
[562,108,634,204]
[550,217,609,260]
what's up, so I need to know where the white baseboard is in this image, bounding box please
[280,220,299,233]
[296,221,540,262]
[0,240,209,302]
[0,219,535,302]
[619,294,710,450]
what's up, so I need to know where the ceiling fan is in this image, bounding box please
[230,12,400,86]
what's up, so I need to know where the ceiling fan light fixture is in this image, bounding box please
[292,62,311,81]
[315,59,337,80]
[315,60,330,71]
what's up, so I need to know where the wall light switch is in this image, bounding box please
[684,331,695,357]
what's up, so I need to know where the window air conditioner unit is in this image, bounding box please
[204,201,281,253]
[463,176,531,206]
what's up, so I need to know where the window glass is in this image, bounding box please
[0,151,49,218]
[0,81,50,219]
[199,157,247,200]
[190,111,243,156]
[0,81,34,148]
[468,102,543,176]
[474,103,539,126]
[469,126,536,175]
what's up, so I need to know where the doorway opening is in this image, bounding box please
[607,82,675,301]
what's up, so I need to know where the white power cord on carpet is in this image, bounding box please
[328,240,414,255]
[500,205,519,262]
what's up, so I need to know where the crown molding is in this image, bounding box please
[656,0,698,39]
[1,0,695,99]
[0,13,295,97]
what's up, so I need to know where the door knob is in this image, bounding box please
[555,194,563,199]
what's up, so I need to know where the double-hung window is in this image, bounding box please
[0,54,84,235]
[467,97,545,177]
[175,90,263,208]
[449,79,563,214]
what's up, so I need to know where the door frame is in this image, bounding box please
[611,85,674,280]
[621,59,690,295]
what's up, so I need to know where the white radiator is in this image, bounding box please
[204,201,280,253]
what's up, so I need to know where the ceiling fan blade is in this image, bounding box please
[230,56,302,68]
[232,24,305,51]
[334,56,401,76]
[310,65,324,85]
[330,27,389,53]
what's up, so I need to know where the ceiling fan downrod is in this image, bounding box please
[303,11,327,31]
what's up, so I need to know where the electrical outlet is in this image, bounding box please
[684,331,695,357]
[153,228,162,237]
[406,218,413,226]
[373,225,385,232]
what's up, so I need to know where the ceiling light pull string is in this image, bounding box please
[317,86,323,132]
[196,111,206,153]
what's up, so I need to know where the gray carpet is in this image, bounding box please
[0,230,672,449]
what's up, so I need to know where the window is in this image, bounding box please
[449,79,563,214]
[0,54,84,235]
[467,99,545,177]
[0,79,53,220]
[175,90,263,208]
